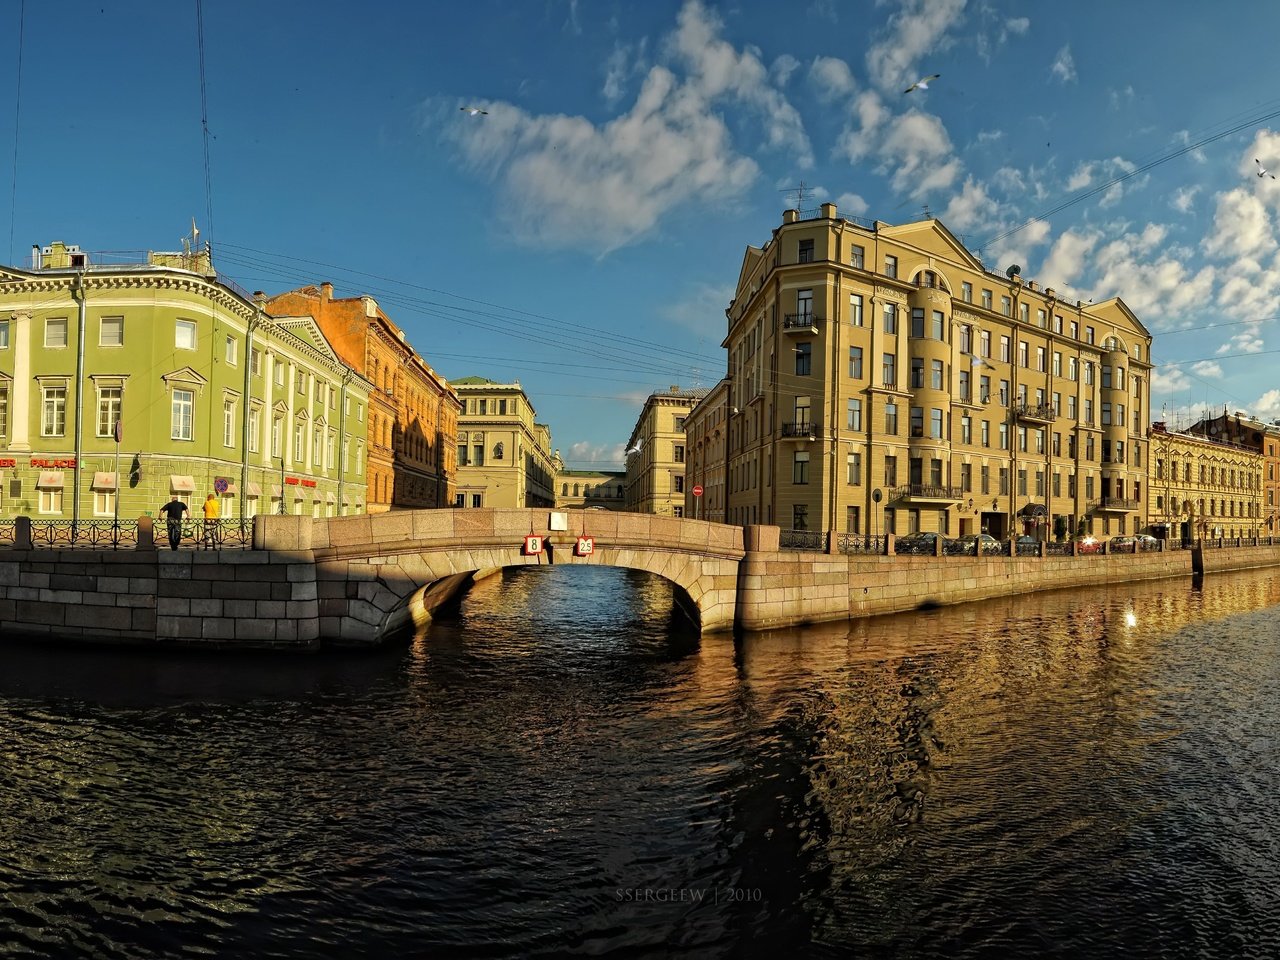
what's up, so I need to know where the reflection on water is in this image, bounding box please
[1,565,1278,958]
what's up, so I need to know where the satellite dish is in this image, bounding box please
[1005,264,1022,279]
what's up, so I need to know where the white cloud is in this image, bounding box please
[771,54,801,86]
[1191,360,1224,378]
[1065,163,1093,191]
[602,42,647,104]
[1050,45,1076,84]
[1108,85,1135,111]
[1038,228,1098,293]
[941,176,996,233]
[1251,389,1280,420]
[866,0,967,93]
[567,440,627,466]
[1216,328,1266,355]
[1204,188,1275,260]
[1173,129,1208,164]
[659,281,735,339]
[975,129,1004,146]
[835,192,870,216]
[1171,186,1200,214]
[809,55,857,100]
[433,0,811,253]
[878,110,960,197]
[976,11,1030,65]
[835,90,891,162]
[1151,366,1192,396]
[668,0,812,166]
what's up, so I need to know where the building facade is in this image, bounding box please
[452,377,556,508]
[0,242,371,522]
[1148,421,1264,539]
[556,468,626,510]
[623,386,706,516]
[721,205,1154,542]
[265,283,459,513]
[683,378,729,522]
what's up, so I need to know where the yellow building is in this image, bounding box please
[555,468,626,510]
[452,377,556,508]
[1148,422,1264,540]
[624,386,706,516]
[683,378,729,522]
[721,204,1154,542]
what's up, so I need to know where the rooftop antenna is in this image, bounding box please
[779,180,813,210]
[921,202,932,219]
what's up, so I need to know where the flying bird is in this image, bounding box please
[903,74,940,94]
[625,439,644,457]
[1256,158,1275,179]
[460,106,488,117]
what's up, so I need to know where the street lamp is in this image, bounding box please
[278,457,286,514]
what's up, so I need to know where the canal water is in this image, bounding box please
[1,564,1278,958]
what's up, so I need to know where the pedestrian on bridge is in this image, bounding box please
[202,493,221,547]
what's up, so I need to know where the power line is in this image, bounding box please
[8,0,25,265]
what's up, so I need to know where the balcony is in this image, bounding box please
[1012,401,1056,424]
[894,483,964,503]
[782,313,821,334]
[1089,496,1140,513]
[781,420,819,439]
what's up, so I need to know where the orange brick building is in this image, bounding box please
[265,283,459,511]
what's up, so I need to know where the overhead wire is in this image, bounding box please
[8,0,25,265]
[195,0,214,249]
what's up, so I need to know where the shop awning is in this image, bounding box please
[170,475,195,493]
[37,471,64,489]
[326,492,337,504]
[312,489,323,501]
[245,482,262,497]
[91,471,118,491]
[1018,503,1047,518]
[271,485,283,497]
[223,483,238,495]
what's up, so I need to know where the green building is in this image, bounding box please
[0,241,372,522]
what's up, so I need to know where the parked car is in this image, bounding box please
[1075,535,1102,554]
[960,533,1001,555]
[1015,535,1040,555]
[1135,534,1159,550]
[1109,536,1137,553]
[895,531,944,555]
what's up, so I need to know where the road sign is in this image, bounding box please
[692,484,704,497]
[113,420,123,444]
[214,477,229,494]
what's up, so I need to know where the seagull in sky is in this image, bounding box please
[1256,158,1275,179]
[625,438,644,457]
[903,73,940,94]
[460,106,488,117]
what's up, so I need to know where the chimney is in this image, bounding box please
[820,202,837,219]
[321,281,334,301]
[782,209,799,224]
[1044,287,1056,299]
[31,244,39,270]
[1027,280,1038,291]
[670,385,680,393]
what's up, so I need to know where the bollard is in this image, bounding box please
[136,515,156,551]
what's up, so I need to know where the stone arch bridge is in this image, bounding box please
[259,508,748,642]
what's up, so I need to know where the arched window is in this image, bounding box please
[562,483,568,496]
[573,483,580,496]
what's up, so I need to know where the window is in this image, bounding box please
[1000,335,1011,362]
[1036,347,1046,372]
[981,289,993,310]
[315,379,325,403]
[910,406,924,437]
[911,358,925,388]
[847,452,862,485]
[792,504,809,530]
[251,348,262,376]
[175,319,196,350]
[980,375,990,403]
[847,398,862,430]
[1018,341,1029,367]
[1086,326,1095,344]
[882,352,896,386]
[851,245,865,269]
[297,371,307,395]
[931,408,943,439]
[272,415,283,457]
[911,308,925,338]
[673,475,685,493]
[356,442,364,473]
[100,316,123,346]
[223,398,237,447]
[96,386,122,436]
[959,324,972,354]
[999,422,1008,450]
[961,414,971,444]
[798,238,814,263]
[0,319,8,348]
[962,281,973,303]
[793,451,810,484]
[849,293,863,326]
[980,330,991,358]
[1001,295,1011,316]
[848,346,863,379]
[225,335,237,365]
[959,370,971,402]
[931,359,944,389]
[39,488,63,514]
[884,254,898,278]
[275,362,286,388]
[885,402,898,435]
[249,406,261,453]
[883,303,897,334]
[93,490,115,517]
[0,383,7,437]
[171,389,194,440]
[45,318,68,348]
[885,455,898,487]
[294,420,306,461]
[796,288,813,320]
[795,342,812,376]
[41,384,67,436]
[674,444,685,463]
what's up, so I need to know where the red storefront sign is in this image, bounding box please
[30,458,77,468]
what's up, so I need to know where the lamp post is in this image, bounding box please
[112,419,122,534]
[70,270,87,538]
[278,457,286,514]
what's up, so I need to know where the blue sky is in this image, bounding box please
[5,1,1280,468]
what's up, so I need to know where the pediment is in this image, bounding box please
[161,365,208,389]
[273,315,337,359]
[880,219,986,271]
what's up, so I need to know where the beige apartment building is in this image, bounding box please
[555,468,626,510]
[683,378,729,522]
[721,204,1154,542]
[1148,421,1264,539]
[452,377,556,508]
[624,386,707,516]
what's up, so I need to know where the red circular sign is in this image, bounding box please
[692,484,704,497]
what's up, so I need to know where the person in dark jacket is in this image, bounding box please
[158,497,190,551]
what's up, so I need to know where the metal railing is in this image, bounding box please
[779,529,825,552]
[781,421,819,438]
[0,518,255,550]
[894,483,963,501]
[1012,402,1056,421]
[782,313,822,331]
[836,533,886,555]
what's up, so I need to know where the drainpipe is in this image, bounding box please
[241,295,263,524]
[71,270,87,535]
[337,365,352,514]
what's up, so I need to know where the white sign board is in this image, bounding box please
[549,511,569,532]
